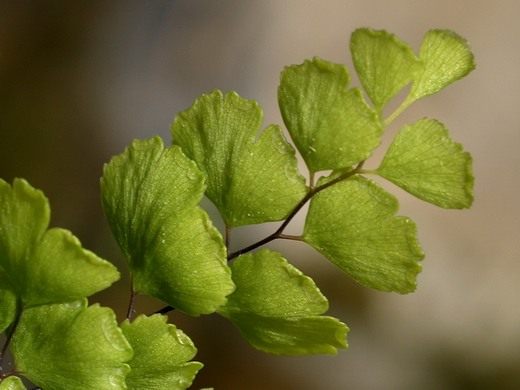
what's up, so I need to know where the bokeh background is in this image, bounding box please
[1,1,519,389]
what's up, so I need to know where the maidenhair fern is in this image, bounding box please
[0,27,474,389]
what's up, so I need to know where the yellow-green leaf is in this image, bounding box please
[0,179,119,307]
[411,29,475,99]
[377,118,473,208]
[0,376,26,390]
[101,137,234,315]
[219,249,348,355]
[11,300,132,390]
[171,90,307,227]
[350,28,422,111]
[304,176,424,293]
[121,315,203,390]
[279,57,382,172]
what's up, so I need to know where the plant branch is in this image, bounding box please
[278,233,303,241]
[309,172,315,188]
[126,278,137,320]
[225,225,231,249]
[384,93,415,127]
[154,305,174,315]
[154,165,362,316]
[227,163,363,261]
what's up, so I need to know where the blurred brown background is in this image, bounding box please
[1,1,519,389]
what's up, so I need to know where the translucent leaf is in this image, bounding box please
[377,118,473,208]
[0,376,26,390]
[304,176,424,293]
[121,314,203,390]
[219,249,348,355]
[350,28,422,111]
[411,29,475,99]
[0,273,16,333]
[0,179,119,307]
[278,57,382,172]
[11,300,132,390]
[101,137,234,315]
[171,90,307,227]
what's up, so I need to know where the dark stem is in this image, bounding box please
[126,278,137,320]
[153,164,363,317]
[227,163,363,261]
[0,303,22,374]
[154,305,175,315]
[225,225,230,249]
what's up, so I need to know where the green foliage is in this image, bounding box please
[11,300,132,390]
[0,27,474,388]
[377,118,474,208]
[279,57,382,172]
[304,176,424,293]
[219,249,348,355]
[0,277,16,333]
[101,137,234,316]
[350,28,422,111]
[171,90,307,227]
[0,178,119,310]
[121,315,203,390]
[0,376,25,390]
[411,29,475,99]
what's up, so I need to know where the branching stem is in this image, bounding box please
[154,305,174,315]
[126,278,137,320]
[224,225,231,249]
[278,233,303,241]
[227,162,364,261]
[384,93,415,127]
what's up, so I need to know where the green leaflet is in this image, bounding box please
[377,118,473,208]
[11,300,132,390]
[121,315,203,390]
[0,376,26,390]
[101,137,234,315]
[0,179,119,307]
[171,90,308,227]
[219,249,348,355]
[304,176,424,293]
[0,274,16,333]
[350,28,422,111]
[278,57,382,172]
[411,29,475,99]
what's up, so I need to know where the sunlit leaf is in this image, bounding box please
[411,29,475,99]
[171,90,307,227]
[101,137,234,315]
[350,28,422,111]
[0,179,119,307]
[377,118,473,208]
[279,57,382,172]
[0,376,26,390]
[219,249,348,355]
[121,314,203,390]
[304,176,424,293]
[11,300,132,390]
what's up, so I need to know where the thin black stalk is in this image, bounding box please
[126,278,136,320]
[227,163,363,261]
[154,163,363,316]
[154,306,175,315]
[224,225,230,249]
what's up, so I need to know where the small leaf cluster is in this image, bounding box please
[0,28,474,389]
